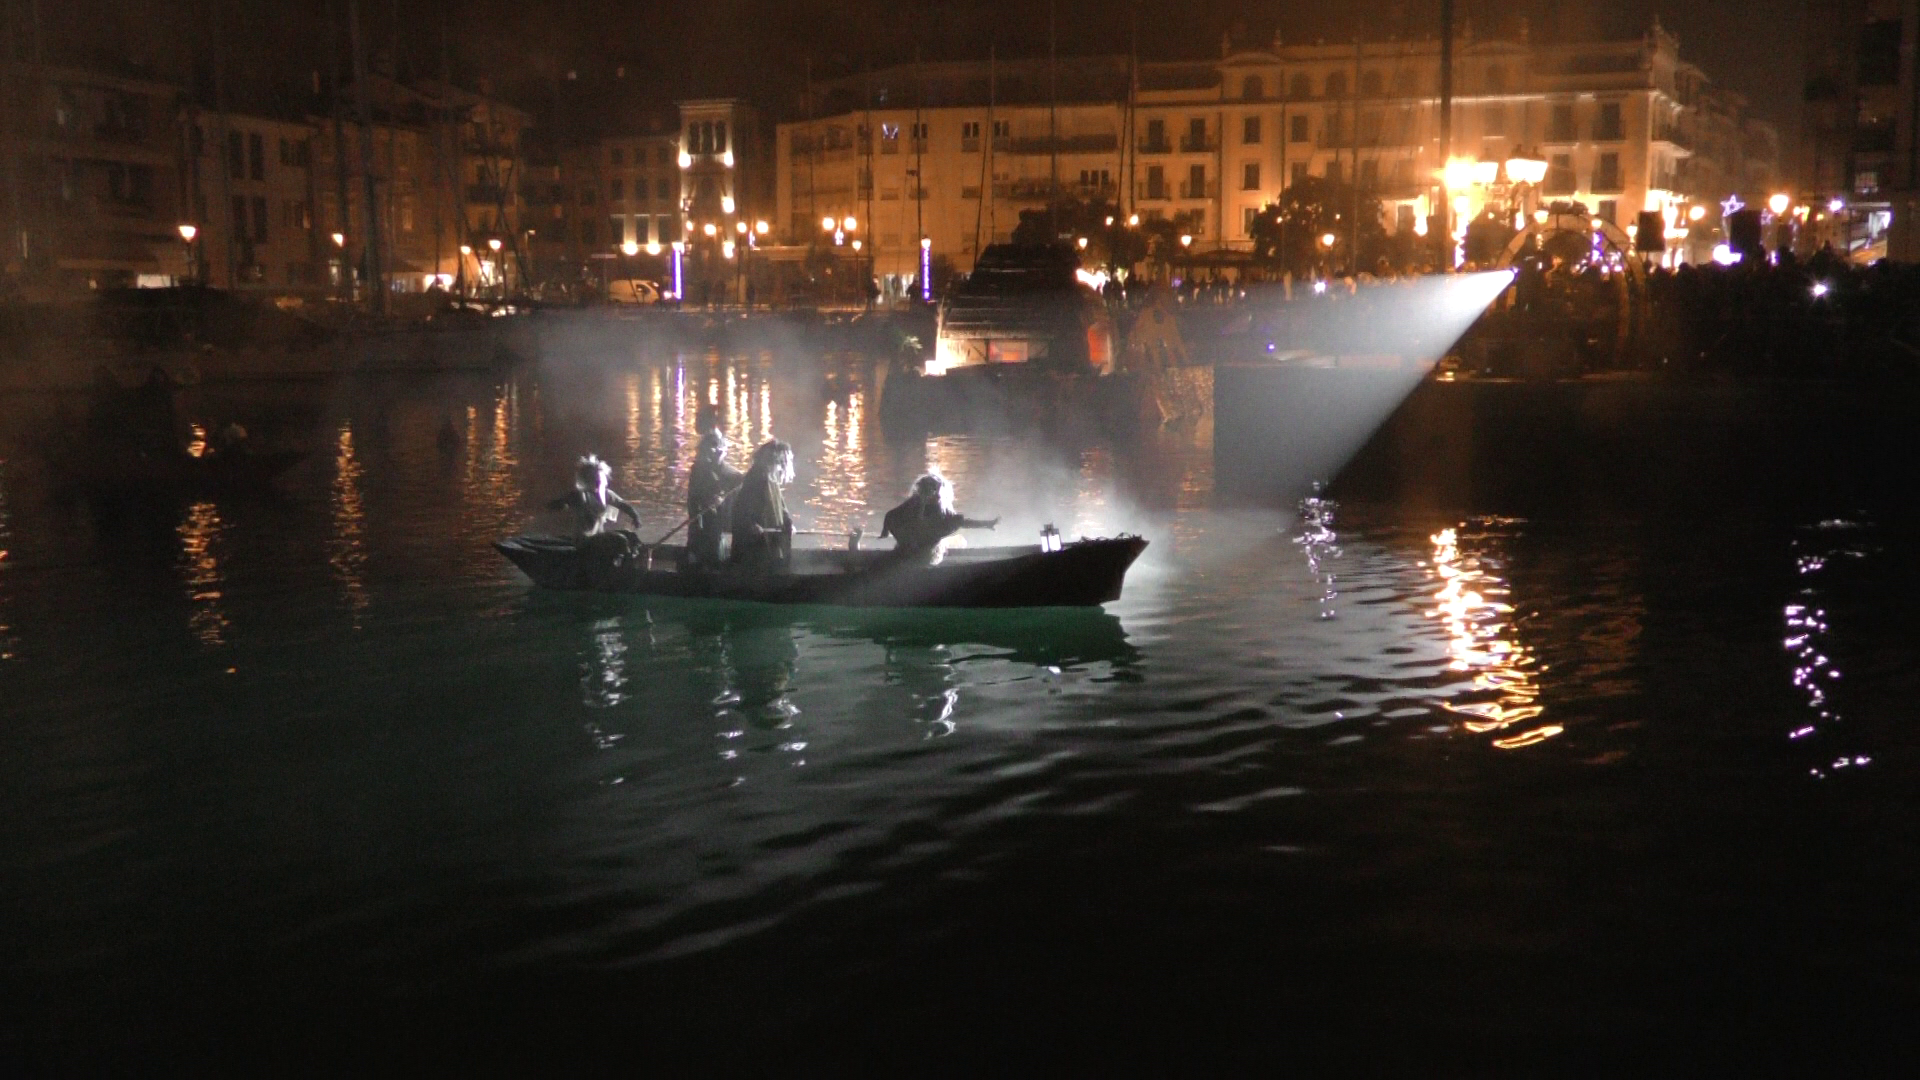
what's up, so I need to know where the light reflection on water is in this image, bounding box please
[6,354,1920,1064]
[1789,519,1875,779]
[330,423,370,620]
[0,457,14,661]
[1427,523,1559,749]
[176,499,228,648]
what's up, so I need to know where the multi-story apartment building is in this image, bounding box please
[779,24,1781,282]
[1802,0,1920,258]
[0,64,186,294]
[186,109,322,289]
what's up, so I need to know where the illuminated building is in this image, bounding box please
[776,23,1780,278]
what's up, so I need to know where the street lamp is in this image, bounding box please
[703,222,718,237]
[177,223,198,285]
[1127,214,1140,227]
[334,232,347,248]
[1768,192,1792,216]
[822,215,837,233]
[842,215,857,232]
[621,240,639,257]
[721,194,736,215]
[754,220,769,236]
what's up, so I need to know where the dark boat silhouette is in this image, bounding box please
[494,535,1148,609]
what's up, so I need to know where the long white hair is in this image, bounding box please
[753,439,794,486]
[574,454,611,493]
[911,471,954,514]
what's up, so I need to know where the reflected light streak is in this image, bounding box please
[0,461,15,660]
[329,423,370,618]
[1428,526,1551,747]
[177,500,229,647]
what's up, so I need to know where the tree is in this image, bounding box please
[1248,176,1390,276]
[1009,194,1148,271]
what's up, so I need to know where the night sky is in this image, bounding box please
[35,0,1804,136]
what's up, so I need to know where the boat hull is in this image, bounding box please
[494,535,1149,609]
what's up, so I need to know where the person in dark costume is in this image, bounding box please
[730,440,794,569]
[685,429,744,567]
[879,472,998,564]
[548,454,642,565]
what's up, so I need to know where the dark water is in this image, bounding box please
[4,357,1919,1072]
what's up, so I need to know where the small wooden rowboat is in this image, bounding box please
[494,534,1149,609]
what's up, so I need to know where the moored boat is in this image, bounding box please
[494,534,1148,609]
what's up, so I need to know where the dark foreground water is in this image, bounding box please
[4,357,1920,1072]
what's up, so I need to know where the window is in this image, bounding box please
[714,122,727,153]
[610,216,625,244]
[1546,153,1574,194]
[248,133,264,180]
[251,195,268,242]
[1187,163,1206,197]
[1325,112,1344,143]
[228,131,244,179]
[1360,71,1383,97]
[1861,20,1902,86]
[611,148,624,166]
[910,121,929,140]
[992,120,1010,138]
[231,195,246,237]
[1550,104,1576,142]
[1596,102,1623,141]
[1483,104,1505,137]
[1397,204,1414,232]
[881,123,898,140]
[1290,161,1308,185]
[610,178,623,200]
[400,196,414,232]
[581,220,597,245]
[1242,75,1264,100]
[1598,199,1618,225]
[1242,162,1260,190]
[1145,118,1165,148]
[658,146,671,165]
[1325,71,1347,97]
[1145,164,1166,199]
[1290,114,1309,142]
[1243,115,1261,144]
[1243,206,1258,233]
[961,121,980,140]
[657,178,671,199]
[1289,74,1311,99]
[1595,152,1621,192]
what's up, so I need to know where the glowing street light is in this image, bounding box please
[1828,198,1846,214]
[735,220,748,234]
[333,232,347,248]
[1179,234,1193,248]
[1320,232,1337,248]
[721,240,736,259]
[678,148,692,169]
[702,222,718,237]
[1503,150,1548,186]
[487,237,502,252]
[176,223,197,243]
[851,238,863,251]
[621,240,639,257]
[1076,236,1088,249]
[721,149,735,168]
[1533,210,1549,225]
[645,241,661,256]
[920,236,933,250]
[842,215,857,232]
[721,194,736,215]
[1812,281,1831,298]
[1443,157,1477,190]
[1127,214,1140,227]
[1688,205,1708,222]
[822,215,837,232]
[754,220,769,235]
[1768,192,1791,216]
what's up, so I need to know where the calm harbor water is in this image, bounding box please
[4,353,1919,1070]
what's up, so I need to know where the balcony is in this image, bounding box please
[1179,180,1217,200]
[994,179,1060,201]
[1137,137,1173,155]
[465,183,509,205]
[1003,134,1120,155]
[1138,182,1170,201]
[1178,134,1216,153]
